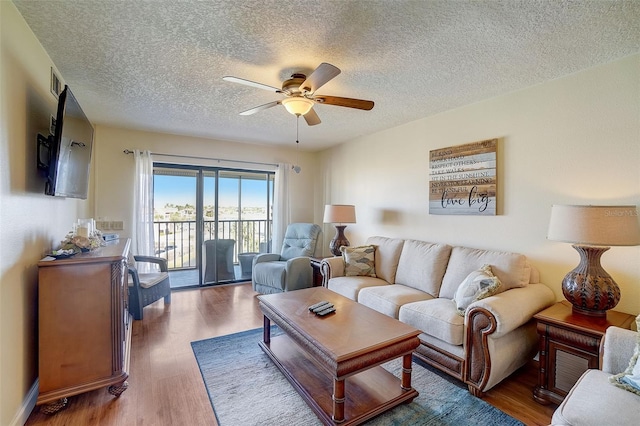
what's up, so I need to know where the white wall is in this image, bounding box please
[93,125,322,245]
[0,3,94,425]
[320,54,640,315]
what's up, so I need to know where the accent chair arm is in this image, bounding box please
[133,255,168,272]
[320,256,344,287]
[254,253,281,264]
[601,326,638,375]
[283,257,313,292]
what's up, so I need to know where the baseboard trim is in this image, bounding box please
[10,379,38,426]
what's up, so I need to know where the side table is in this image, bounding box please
[533,301,635,405]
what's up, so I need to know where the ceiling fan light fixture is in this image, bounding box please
[281,97,314,116]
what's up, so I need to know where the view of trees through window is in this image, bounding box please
[153,165,274,277]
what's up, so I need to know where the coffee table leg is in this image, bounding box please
[401,353,413,390]
[332,378,345,423]
[263,316,271,344]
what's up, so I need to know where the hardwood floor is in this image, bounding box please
[25,283,555,425]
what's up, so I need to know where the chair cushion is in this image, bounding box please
[399,299,464,346]
[341,245,376,277]
[552,370,640,426]
[129,272,169,289]
[358,284,433,319]
[280,223,321,260]
[394,240,451,296]
[610,314,640,396]
[327,276,389,301]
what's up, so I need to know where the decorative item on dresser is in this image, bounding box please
[547,205,640,317]
[323,204,356,256]
[533,301,635,405]
[36,239,132,414]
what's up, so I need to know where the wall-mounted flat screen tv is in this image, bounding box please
[37,85,94,199]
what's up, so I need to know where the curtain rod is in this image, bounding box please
[123,149,278,168]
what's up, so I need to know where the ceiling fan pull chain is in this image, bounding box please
[291,116,301,174]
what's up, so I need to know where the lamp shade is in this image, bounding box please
[547,205,640,246]
[323,204,356,224]
[281,97,314,116]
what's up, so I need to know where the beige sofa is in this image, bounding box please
[321,236,556,396]
[552,325,639,426]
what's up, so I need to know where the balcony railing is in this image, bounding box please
[154,219,271,270]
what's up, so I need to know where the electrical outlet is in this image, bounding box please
[96,221,110,231]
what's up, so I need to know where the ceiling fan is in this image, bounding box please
[223,63,374,126]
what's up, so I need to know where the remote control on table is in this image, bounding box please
[308,301,331,312]
[316,306,336,316]
[312,303,334,313]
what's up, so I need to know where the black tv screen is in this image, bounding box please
[38,85,94,199]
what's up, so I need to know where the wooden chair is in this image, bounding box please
[128,255,171,320]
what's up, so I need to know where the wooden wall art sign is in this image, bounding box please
[429,139,497,215]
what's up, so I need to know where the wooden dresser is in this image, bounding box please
[36,239,132,414]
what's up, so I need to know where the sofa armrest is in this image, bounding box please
[464,283,555,396]
[284,257,313,291]
[602,326,637,375]
[467,283,556,338]
[320,256,344,287]
[254,253,281,264]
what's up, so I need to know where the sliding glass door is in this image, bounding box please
[153,164,274,288]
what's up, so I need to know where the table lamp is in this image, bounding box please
[323,204,356,256]
[547,205,640,317]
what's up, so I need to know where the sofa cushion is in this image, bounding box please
[358,284,433,319]
[453,264,502,316]
[341,245,376,277]
[439,246,531,299]
[327,276,389,301]
[552,370,640,426]
[394,240,452,297]
[365,236,405,284]
[610,314,640,396]
[399,299,464,346]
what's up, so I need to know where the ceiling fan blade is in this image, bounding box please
[315,95,374,111]
[223,76,281,93]
[239,101,280,115]
[300,63,341,94]
[303,108,321,126]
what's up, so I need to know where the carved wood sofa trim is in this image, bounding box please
[464,307,497,396]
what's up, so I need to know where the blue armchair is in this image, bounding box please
[251,223,322,294]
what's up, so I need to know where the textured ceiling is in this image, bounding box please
[12,0,640,151]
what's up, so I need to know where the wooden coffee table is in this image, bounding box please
[258,287,420,425]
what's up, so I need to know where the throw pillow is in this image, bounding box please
[452,264,502,316]
[341,245,376,277]
[610,314,640,396]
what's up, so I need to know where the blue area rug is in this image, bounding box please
[192,327,523,426]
